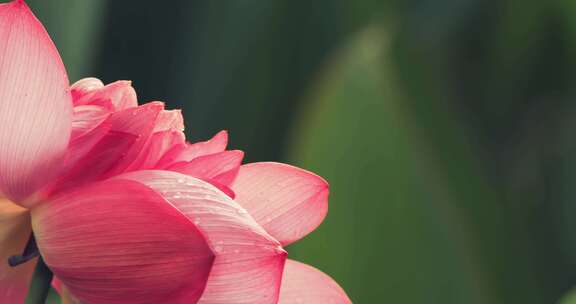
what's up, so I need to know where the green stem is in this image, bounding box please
[25,256,53,304]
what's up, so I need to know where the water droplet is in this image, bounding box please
[236,208,248,215]
[214,246,223,253]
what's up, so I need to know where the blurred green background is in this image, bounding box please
[24,0,576,302]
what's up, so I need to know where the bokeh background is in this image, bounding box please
[24,0,576,303]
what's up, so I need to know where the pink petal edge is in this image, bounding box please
[117,170,287,304]
[0,0,72,204]
[232,162,329,246]
[279,260,352,304]
[32,179,214,304]
[157,130,228,168]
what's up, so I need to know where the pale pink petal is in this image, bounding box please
[0,1,72,203]
[74,80,137,111]
[167,150,244,186]
[0,199,36,303]
[118,171,287,304]
[70,77,104,102]
[154,109,185,132]
[231,162,329,246]
[32,179,214,304]
[201,178,236,199]
[157,130,228,168]
[279,260,351,304]
[70,105,111,140]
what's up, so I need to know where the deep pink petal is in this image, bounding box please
[167,150,244,186]
[32,179,214,304]
[0,1,72,203]
[0,199,35,303]
[73,80,137,111]
[127,130,186,171]
[279,260,351,304]
[157,130,228,168]
[102,102,166,176]
[50,103,163,195]
[118,171,287,304]
[70,77,104,102]
[231,162,329,246]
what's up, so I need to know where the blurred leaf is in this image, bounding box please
[287,25,504,304]
[559,288,576,304]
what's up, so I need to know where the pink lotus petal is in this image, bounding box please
[157,130,228,168]
[0,0,72,203]
[167,150,244,186]
[154,109,185,133]
[51,103,163,194]
[32,179,214,304]
[0,199,36,303]
[70,77,104,102]
[71,105,111,140]
[93,101,164,177]
[279,260,351,304]
[231,162,329,246]
[200,178,236,199]
[128,130,186,171]
[74,80,137,111]
[117,171,287,304]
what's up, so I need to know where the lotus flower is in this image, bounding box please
[0,1,351,303]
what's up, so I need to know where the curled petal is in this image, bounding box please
[71,77,104,101]
[118,171,287,304]
[32,179,214,304]
[0,199,35,303]
[0,1,72,203]
[157,130,228,168]
[52,102,164,194]
[167,150,244,186]
[154,110,184,132]
[279,260,351,304]
[71,105,111,140]
[74,80,137,111]
[232,162,329,246]
[128,130,186,171]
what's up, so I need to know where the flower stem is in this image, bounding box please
[25,256,53,304]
